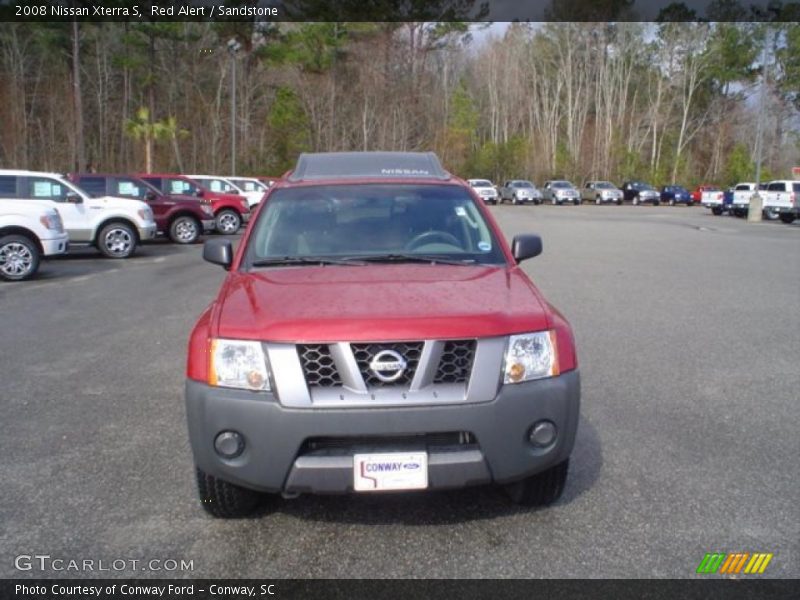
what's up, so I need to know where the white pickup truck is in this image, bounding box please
[0,200,69,281]
[0,169,156,258]
[729,180,799,222]
[700,186,726,215]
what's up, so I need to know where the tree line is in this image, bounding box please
[0,20,798,186]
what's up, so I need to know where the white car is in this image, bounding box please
[187,174,261,209]
[226,177,269,207]
[467,179,499,204]
[0,200,69,281]
[0,169,156,259]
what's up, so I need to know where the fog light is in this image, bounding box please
[214,431,244,459]
[529,421,557,448]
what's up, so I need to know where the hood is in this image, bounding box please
[89,195,149,211]
[215,265,551,342]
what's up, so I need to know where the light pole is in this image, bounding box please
[748,28,769,222]
[227,38,242,176]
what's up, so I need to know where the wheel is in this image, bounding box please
[215,209,241,234]
[0,234,40,281]
[573,199,580,205]
[196,467,262,518]
[169,216,201,244]
[779,213,796,224]
[511,195,518,205]
[654,200,660,206]
[534,199,541,205]
[632,196,639,206]
[711,207,723,216]
[505,459,569,507]
[595,196,601,205]
[616,199,622,205]
[763,208,780,221]
[97,222,136,258]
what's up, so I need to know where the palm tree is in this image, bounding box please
[124,107,187,172]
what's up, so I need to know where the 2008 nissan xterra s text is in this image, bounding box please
[185,152,580,517]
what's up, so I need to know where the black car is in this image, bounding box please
[621,181,660,205]
[659,185,692,206]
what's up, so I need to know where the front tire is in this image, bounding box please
[711,206,723,216]
[215,209,242,235]
[763,208,780,221]
[0,234,40,281]
[779,213,796,224]
[196,467,263,518]
[97,222,137,258]
[169,216,201,244]
[505,459,569,507]
[573,199,580,206]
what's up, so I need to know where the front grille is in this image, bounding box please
[434,340,476,384]
[301,432,476,454]
[351,342,423,387]
[297,344,342,387]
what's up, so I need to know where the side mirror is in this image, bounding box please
[145,191,158,201]
[196,189,205,198]
[65,193,83,204]
[511,234,543,263]
[203,239,233,270]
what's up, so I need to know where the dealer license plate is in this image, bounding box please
[353,452,428,492]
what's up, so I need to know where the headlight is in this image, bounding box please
[209,339,271,391]
[202,204,214,216]
[138,207,154,221]
[40,212,63,232]
[503,331,559,384]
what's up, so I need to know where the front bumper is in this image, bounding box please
[241,212,251,223]
[40,233,70,256]
[201,219,216,233]
[185,370,580,494]
[138,223,157,240]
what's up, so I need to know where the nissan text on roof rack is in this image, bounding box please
[185,151,580,517]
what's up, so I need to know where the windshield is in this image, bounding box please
[245,184,506,267]
[470,180,493,187]
[551,181,572,188]
[594,182,614,189]
[192,177,235,193]
[513,181,533,188]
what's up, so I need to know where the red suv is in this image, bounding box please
[691,185,718,204]
[138,174,250,235]
[186,152,580,517]
[69,173,216,244]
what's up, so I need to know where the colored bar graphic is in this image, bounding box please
[700,552,773,575]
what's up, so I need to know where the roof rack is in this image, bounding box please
[288,152,450,182]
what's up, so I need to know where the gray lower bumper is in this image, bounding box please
[185,370,580,494]
[201,219,216,232]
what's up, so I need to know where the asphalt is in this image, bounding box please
[1,205,798,579]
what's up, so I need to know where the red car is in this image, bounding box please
[691,185,719,204]
[137,173,250,235]
[68,173,216,244]
[185,152,580,518]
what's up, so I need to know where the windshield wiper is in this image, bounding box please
[251,256,366,267]
[347,253,477,266]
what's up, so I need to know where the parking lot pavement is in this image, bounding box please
[1,207,798,579]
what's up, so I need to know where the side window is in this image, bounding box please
[141,177,161,191]
[113,178,145,199]
[77,176,107,197]
[767,183,785,192]
[26,177,70,201]
[0,175,17,198]
[793,183,800,193]
[168,179,188,195]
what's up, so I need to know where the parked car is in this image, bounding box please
[543,180,580,205]
[659,185,692,206]
[700,186,726,215]
[257,177,279,188]
[138,173,250,235]
[0,169,156,258]
[69,173,215,244]
[691,185,719,204]
[581,181,623,205]
[0,200,69,281]
[226,177,270,207]
[762,180,800,222]
[188,174,262,209]
[467,179,499,204]
[621,181,660,205]
[498,180,542,204]
[187,151,580,517]
[729,182,757,217]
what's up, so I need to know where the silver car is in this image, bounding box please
[498,180,542,205]
[543,180,581,205]
[582,181,624,205]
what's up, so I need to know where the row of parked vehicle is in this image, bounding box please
[0,169,277,281]
[467,178,800,224]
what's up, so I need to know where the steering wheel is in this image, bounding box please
[405,230,462,252]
